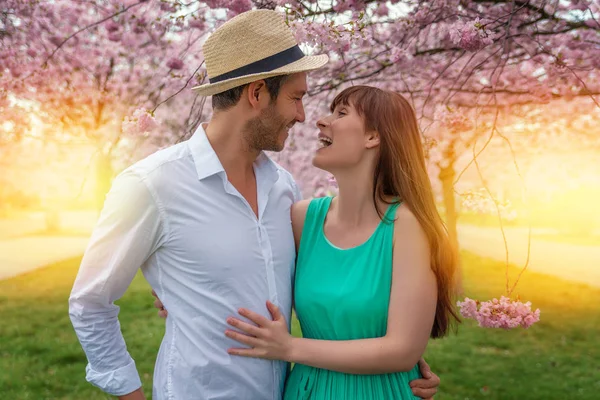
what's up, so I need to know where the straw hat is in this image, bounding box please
[191,9,329,96]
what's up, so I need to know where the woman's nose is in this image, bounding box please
[316,116,330,129]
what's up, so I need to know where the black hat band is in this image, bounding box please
[209,45,305,84]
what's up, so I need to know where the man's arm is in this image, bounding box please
[69,169,166,398]
[117,388,147,400]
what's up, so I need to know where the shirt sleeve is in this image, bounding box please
[68,168,166,396]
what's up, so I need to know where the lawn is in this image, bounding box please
[1,252,599,399]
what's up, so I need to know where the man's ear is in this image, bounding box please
[365,130,380,149]
[246,80,270,110]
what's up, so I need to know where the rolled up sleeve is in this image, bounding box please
[68,168,166,396]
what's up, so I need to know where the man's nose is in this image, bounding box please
[296,101,306,123]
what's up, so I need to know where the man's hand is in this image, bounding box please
[409,358,440,399]
[118,388,146,400]
[151,290,168,318]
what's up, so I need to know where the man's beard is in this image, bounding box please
[243,103,290,152]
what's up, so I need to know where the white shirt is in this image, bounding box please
[69,124,301,399]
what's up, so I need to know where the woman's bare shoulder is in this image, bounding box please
[291,199,311,224]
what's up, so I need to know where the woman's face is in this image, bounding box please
[312,101,377,172]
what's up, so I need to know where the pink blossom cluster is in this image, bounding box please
[223,0,253,16]
[289,18,371,54]
[327,175,338,189]
[122,108,159,137]
[389,47,408,64]
[457,296,540,329]
[166,58,185,70]
[448,18,494,51]
[437,107,473,133]
[333,0,366,13]
[275,0,300,7]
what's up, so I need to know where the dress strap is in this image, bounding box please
[297,196,333,253]
[382,200,402,224]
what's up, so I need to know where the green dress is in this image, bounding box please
[283,196,421,400]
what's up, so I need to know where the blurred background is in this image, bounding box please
[1,0,599,399]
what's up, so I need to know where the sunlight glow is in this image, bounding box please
[2,121,15,132]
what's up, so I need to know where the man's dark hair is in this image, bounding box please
[211,75,290,111]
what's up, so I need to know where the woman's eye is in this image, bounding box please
[338,110,346,116]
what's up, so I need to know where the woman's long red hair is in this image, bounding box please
[331,86,460,337]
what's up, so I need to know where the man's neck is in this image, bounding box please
[204,115,259,182]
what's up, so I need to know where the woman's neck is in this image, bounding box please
[331,167,382,228]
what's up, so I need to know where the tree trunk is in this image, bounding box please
[438,164,463,294]
[439,165,458,248]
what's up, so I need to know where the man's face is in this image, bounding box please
[243,73,307,152]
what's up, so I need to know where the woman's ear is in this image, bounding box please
[365,130,380,149]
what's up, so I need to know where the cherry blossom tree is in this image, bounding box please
[3,0,600,325]
[1,0,213,208]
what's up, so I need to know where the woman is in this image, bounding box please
[224,85,460,399]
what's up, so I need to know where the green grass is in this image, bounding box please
[1,252,599,399]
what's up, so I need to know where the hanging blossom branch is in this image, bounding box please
[453,2,540,328]
[495,128,532,296]
[457,120,540,329]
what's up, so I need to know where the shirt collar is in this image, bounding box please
[188,123,280,183]
[188,123,225,180]
[255,151,280,186]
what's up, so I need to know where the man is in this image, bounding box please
[69,9,440,400]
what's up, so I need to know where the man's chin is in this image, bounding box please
[273,136,288,152]
[271,143,285,152]
[261,141,285,153]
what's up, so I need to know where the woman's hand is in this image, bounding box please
[225,301,294,361]
[151,289,168,318]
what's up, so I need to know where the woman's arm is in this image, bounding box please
[226,206,438,374]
